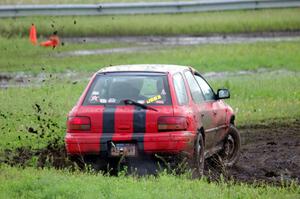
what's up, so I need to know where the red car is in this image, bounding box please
[65,64,240,175]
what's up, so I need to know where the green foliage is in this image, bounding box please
[0,8,300,37]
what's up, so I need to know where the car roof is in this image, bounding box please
[97,64,192,75]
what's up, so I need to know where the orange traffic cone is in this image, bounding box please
[29,24,37,45]
[40,35,60,48]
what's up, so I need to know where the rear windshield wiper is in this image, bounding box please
[122,99,158,112]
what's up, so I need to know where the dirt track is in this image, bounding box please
[2,120,300,184]
[226,120,300,184]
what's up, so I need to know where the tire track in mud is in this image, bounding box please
[1,120,299,184]
[59,34,300,57]
[1,69,299,88]
[228,120,300,184]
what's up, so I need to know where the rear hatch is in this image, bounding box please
[80,72,174,136]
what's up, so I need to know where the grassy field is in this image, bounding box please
[1,37,300,73]
[1,8,300,37]
[210,72,300,126]
[0,166,299,199]
[0,81,86,150]
[0,0,192,4]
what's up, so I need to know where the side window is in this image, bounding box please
[173,73,188,105]
[184,71,204,103]
[195,75,215,101]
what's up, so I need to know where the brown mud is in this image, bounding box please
[227,120,300,184]
[1,120,299,184]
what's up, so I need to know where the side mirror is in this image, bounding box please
[217,89,230,99]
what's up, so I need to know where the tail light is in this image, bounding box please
[67,116,91,131]
[158,116,188,132]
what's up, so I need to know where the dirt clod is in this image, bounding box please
[266,141,277,145]
[27,127,38,134]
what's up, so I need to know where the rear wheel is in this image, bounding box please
[190,133,205,178]
[219,125,241,167]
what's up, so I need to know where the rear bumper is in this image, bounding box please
[65,131,196,156]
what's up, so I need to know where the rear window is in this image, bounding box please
[83,73,172,105]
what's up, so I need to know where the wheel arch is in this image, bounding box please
[229,114,235,125]
[198,127,205,146]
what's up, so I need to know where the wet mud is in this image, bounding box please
[1,69,298,89]
[62,32,300,46]
[227,120,300,184]
[0,72,91,88]
[1,120,299,184]
[2,139,73,170]
[59,33,300,57]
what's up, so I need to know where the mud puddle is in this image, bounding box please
[63,32,300,45]
[1,69,298,89]
[0,72,92,88]
[1,120,299,184]
[60,34,300,57]
[56,46,160,57]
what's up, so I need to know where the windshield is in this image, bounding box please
[83,73,172,105]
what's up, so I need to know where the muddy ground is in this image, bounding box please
[60,34,300,57]
[1,120,300,185]
[1,69,298,88]
[227,120,300,184]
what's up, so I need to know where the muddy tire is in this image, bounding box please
[190,133,205,178]
[219,125,241,167]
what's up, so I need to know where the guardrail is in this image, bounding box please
[0,0,299,17]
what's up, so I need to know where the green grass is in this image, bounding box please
[0,166,299,199]
[1,8,300,37]
[0,0,191,4]
[210,72,300,126]
[0,80,86,150]
[1,37,300,73]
